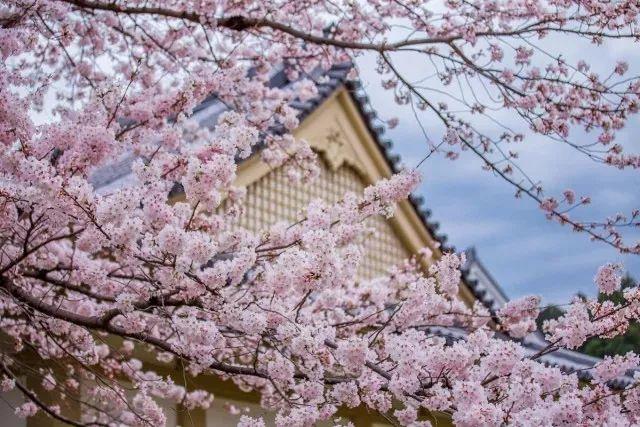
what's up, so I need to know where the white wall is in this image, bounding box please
[0,389,27,427]
[206,398,274,427]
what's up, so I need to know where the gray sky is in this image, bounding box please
[356,41,640,304]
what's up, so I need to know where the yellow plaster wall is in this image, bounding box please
[228,158,411,280]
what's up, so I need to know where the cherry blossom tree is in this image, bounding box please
[1,0,640,425]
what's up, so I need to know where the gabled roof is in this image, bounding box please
[462,247,510,312]
[91,64,453,252]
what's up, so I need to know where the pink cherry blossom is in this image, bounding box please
[1,1,640,425]
[15,402,38,418]
[497,295,540,338]
[594,263,624,295]
[592,353,640,383]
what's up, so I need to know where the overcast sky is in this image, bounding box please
[355,40,640,304]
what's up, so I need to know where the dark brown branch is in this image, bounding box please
[59,0,623,53]
[0,363,98,427]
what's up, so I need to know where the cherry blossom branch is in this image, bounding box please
[380,53,638,254]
